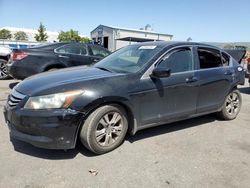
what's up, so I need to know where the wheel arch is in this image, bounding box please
[73,97,138,146]
[0,56,9,62]
[84,98,137,134]
[218,85,239,112]
[44,63,67,71]
[229,84,238,94]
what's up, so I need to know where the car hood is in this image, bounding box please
[14,66,120,96]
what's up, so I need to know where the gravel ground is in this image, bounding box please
[0,79,250,188]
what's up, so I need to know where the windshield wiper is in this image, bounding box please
[95,66,114,73]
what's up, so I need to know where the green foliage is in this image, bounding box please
[80,37,91,43]
[14,31,28,41]
[58,29,90,43]
[58,29,81,42]
[0,29,12,39]
[34,22,48,42]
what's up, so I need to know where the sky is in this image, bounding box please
[0,0,249,42]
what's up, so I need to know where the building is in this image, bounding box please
[91,25,173,51]
[0,27,87,43]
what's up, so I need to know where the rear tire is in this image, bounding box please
[80,105,128,154]
[0,59,10,80]
[217,89,242,120]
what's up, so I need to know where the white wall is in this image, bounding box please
[91,26,115,51]
[117,30,172,41]
[91,25,173,51]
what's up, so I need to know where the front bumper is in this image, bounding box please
[4,105,83,149]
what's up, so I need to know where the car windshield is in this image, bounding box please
[95,44,163,73]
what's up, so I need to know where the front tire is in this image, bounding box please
[0,59,10,80]
[217,89,242,120]
[80,105,128,154]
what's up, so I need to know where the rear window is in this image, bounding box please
[90,45,110,57]
[198,48,222,69]
[55,43,87,55]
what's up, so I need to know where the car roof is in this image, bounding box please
[132,41,221,50]
[29,42,70,49]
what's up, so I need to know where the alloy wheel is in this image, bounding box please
[225,92,240,115]
[0,60,8,79]
[95,112,123,147]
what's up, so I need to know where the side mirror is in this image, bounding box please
[150,67,171,78]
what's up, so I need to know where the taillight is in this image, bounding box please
[12,52,29,61]
[247,58,250,65]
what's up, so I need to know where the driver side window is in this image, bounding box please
[158,48,193,73]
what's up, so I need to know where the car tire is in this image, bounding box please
[217,89,242,120]
[0,59,10,80]
[80,105,128,154]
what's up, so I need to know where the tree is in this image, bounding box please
[0,29,12,39]
[186,37,192,42]
[58,29,83,42]
[14,31,28,41]
[34,22,48,42]
[80,37,91,43]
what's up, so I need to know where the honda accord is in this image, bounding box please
[3,41,245,154]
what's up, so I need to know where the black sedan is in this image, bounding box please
[4,41,245,154]
[7,42,110,80]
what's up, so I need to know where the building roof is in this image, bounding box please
[91,25,173,37]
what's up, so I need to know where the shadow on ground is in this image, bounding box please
[11,114,217,159]
[9,81,20,89]
[239,87,250,94]
[11,139,96,159]
[127,115,216,143]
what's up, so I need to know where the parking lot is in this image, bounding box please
[0,79,249,188]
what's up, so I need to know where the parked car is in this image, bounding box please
[224,49,247,77]
[4,41,245,154]
[247,57,250,84]
[0,46,12,80]
[7,42,111,80]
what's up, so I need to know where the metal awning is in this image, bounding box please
[116,37,158,42]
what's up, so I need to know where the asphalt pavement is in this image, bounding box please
[0,79,250,188]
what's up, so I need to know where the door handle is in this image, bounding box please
[93,58,99,62]
[224,71,233,75]
[58,55,69,59]
[186,76,198,83]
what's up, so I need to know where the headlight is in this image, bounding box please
[24,90,84,109]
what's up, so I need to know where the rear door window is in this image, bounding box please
[198,48,222,69]
[90,45,110,57]
[55,44,87,55]
[157,47,193,73]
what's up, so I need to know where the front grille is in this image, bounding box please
[8,89,26,108]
